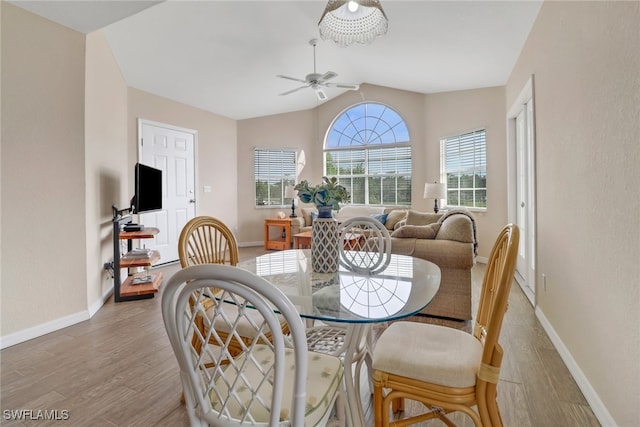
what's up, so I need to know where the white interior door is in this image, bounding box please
[515,109,528,278]
[508,77,536,305]
[138,120,196,264]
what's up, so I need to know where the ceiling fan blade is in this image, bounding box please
[326,83,360,90]
[319,71,338,82]
[279,85,310,96]
[276,74,307,84]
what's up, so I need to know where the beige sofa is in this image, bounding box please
[291,205,477,320]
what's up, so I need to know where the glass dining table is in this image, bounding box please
[237,249,441,426]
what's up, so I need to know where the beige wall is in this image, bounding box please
[84,32,129,310]
[507,2,640,425]
[424,87,507,258]
[237,109,315,244]
[1,3,87,336]
[237,84,506,258]
[3,3,637,423]
[127,89,238,232]
[237,84,430,245]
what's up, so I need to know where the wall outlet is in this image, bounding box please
[542,273,547,291]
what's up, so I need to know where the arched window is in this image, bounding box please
[324,103,411,205]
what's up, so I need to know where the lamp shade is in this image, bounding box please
[285,185,296,199]
[424,182,446,200]
[318,0,388,47]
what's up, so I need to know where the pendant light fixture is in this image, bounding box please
[318,0,388,47]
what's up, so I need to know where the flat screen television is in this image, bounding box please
[131,163,163,214]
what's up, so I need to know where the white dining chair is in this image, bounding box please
[162,264,344,426]
[338,216,392,274]
[306,216,392,419]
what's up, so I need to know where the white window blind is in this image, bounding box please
[440,129,487,209]
[254,148,297,207]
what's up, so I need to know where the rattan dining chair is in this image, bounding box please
[372,224,520,427]
[178,216,289,357]
[162,264,343,426]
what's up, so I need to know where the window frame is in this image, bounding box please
[439,128,487,211]
[323,102,412,207]
[253,147,298,208]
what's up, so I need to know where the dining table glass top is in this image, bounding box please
[237,249,441,324]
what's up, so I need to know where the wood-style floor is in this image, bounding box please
[1,247,600,426]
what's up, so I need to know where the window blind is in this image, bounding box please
[254,148,296,207]
[441,129,487,209]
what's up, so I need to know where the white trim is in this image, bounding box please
[475,256,488,264]
[0,311,89,350]
[535,307,616,427]
[507,74,537,306]
[88,288,114,318]
[3,288,113,349]
[239,241,265,248]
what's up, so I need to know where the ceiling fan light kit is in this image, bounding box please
[276,39,359,101]
[318,0,388,47]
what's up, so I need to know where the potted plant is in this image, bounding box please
[294,176,350,218]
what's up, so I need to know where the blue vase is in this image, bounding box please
[317,205,333,219]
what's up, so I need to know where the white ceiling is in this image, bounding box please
[11,0,543,120]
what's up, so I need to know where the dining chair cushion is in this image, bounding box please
[373,321,483,388]
[210,345,343,424]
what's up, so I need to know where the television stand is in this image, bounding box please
[111,206,162,302]
[123,223,144,232]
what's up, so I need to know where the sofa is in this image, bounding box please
[291,205,477,320]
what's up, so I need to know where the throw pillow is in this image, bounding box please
[369,213,388,225]
[391,223,441,239]
[301,207,317,226]
[405,210,440,226]
[384,210,407,230]
[394,219,406,230]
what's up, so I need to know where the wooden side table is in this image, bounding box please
[293,231,312,249]
[264,218,292,250]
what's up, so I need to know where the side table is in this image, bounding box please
[293,231,312,249]
[264,218,292,250]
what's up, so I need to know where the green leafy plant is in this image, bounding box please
[294,176,350,211]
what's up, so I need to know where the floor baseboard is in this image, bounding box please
[535,307,615,427]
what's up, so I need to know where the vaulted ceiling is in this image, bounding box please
[10,0,543,120]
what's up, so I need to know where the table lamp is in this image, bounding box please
[285,185,297,217]
[424,182,446,213]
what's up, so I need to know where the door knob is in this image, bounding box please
[189,199,196,204]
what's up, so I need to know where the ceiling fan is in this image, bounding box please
[277,39,360,101]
